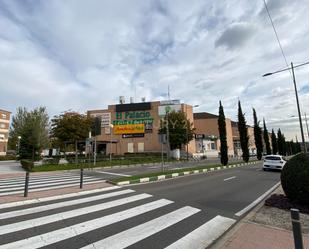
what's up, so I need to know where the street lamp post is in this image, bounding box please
[263,61,309,153]
[17,136,21,157]
[109,124,114,164]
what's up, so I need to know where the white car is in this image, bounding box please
[263,155,286,170]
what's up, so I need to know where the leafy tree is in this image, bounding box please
[218,101,228,165]
[237,101,249,162]
[271,129,278,155]
[159,111,195,151]
[263,119,271,155]
[253,108,263,160]
[9,107,49,160]
[51,112,93,162]
[8,107,27,150]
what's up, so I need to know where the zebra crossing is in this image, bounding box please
[0,172,105,196]
[0,186,236,249]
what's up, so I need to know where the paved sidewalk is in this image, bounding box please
[220,221,309,249]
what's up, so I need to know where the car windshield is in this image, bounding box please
[265,156,281,160]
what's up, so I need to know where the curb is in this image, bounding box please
[113,161,259,186]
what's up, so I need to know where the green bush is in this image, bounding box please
[0,155,16,161]
[281,153,309,205]
[20,160,34,171]
[42,158,60,165]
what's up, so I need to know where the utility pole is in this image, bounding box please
[263,61,309,153]
[291,62,306,152]
[305,112,309,141]
[166,110,170,161]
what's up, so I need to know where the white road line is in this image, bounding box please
[81,206,201,249]
[235,182,280,217]
[0,176,97,189]
[0,189,135,220]
[166,215,235,249]
[223,176,236,181]
[0,178,103,192]
[0,179,104,196]
[0,193,152,235]
[0,199,172,249]
[0,186,120,209]
[95,171,132,177]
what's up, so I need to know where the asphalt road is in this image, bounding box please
[84,157,253,179]
[0,161,24,173]
[121,162,280,248]
[0,161,281,248]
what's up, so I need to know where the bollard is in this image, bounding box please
[291,208,304,249]
[80,168,84,189]
[24,171,30,197]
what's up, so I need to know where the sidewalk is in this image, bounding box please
[220,221,309,249]
[216,184,309,249]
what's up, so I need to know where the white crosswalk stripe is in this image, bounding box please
[0,175,94,188]
[80,206,200,249]
[0,193,152,235]
[0,173,105,196]
[0,189,135,220]
[0,186,236,249]
[165,215,236,249]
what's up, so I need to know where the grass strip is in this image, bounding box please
[31,158,178,172]
[110,160,259,184]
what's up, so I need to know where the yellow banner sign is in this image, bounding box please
[114,124,145,134]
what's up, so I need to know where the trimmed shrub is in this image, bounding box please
[0,155,16,161]
[20,160,34,171]
[42,158,60,165]
[281,153,309,205]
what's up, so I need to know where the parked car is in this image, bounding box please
[263,155,286,171]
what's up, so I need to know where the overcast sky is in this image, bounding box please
[1,0,309,140]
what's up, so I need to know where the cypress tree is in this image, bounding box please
[271,129,278,154]
[253,108,263,160]
[282,133,287,156]
[237,101,249,162]
[291,140,297,154]
[277,129,283,155]
[218,101,228,165]
[263,119,271,155]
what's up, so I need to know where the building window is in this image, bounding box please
[0,134,4,140]
[1,114,6,119]
[204,140,216,151]
[128,143,134,153]
[138,143,144,152]
[211,142,216,150]
[0,123,5,129]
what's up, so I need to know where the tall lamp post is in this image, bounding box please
[17,136,21,157]
[263,61,309,153]
[109,124,114,164]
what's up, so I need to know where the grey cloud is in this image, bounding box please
[215,22,256,49]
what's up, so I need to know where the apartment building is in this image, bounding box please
[194,112,235,157]
[0,109,11,155]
